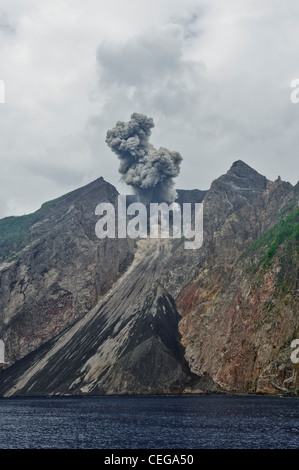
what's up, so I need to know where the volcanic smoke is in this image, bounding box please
[106,113,183,203]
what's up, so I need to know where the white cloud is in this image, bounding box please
[0,0,298,217]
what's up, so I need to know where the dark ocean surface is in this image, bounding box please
[0,395,298,449]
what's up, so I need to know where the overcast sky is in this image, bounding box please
[0,0,298,217]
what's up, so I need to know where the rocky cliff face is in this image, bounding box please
[0,177,135,365]
[0,161,298,396]
[0,240,192,396]
[175,166,299,395]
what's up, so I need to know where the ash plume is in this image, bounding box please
[106,113,183,203]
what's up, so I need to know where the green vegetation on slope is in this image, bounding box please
[0,196,62,261]
[0,212,40,261]
[241,206,299,268]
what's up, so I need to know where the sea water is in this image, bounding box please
[0,395,298,449]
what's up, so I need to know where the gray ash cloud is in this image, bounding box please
[106,113,182,203]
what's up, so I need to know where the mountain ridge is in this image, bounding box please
[0,160,298,396]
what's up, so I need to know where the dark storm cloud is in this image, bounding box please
[96,24,205,119]
[97,26,183,87]
[1,0,299,219]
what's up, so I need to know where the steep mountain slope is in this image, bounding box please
[0,177,135,365]
[0,239,202,396]
[0,161,298,396]
[175,173,299,394]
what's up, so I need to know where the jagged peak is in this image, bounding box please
[227,160,266,180]
[209,159,267,192]
[204,160,269,218]
[38,176,118,213]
